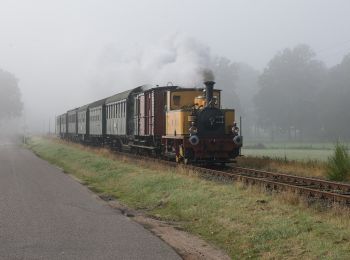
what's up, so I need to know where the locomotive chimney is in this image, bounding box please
[204,81,215,107]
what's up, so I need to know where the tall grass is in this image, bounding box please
[326,142,350,181]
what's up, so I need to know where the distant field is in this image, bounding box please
[244,141,340,150]
[242,141,350,162]
[242,148,333,162]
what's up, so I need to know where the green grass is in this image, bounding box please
[243,140,347,150]
[242,148,333,162]
[243,140,350,162]
[27,137,350,259]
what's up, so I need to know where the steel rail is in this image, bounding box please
[72,142,350,206]
[190,165,350,205]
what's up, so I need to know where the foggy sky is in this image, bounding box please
[0,0,349,132]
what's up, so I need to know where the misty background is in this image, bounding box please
[1,0,350,142]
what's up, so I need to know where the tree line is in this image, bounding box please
[215,45,350,142]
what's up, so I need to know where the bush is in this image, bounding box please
[326,142,350,181]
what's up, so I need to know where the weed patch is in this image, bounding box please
[326,142,350,181]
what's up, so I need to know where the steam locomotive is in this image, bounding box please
[56,81,242,164]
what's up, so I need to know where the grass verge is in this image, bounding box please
[27,137,350,259]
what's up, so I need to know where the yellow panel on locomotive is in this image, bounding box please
[162,81,242,164]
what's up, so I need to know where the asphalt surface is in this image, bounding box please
[0,139,181,260]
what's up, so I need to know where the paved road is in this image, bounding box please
[0,141,180,260]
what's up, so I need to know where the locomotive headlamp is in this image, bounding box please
[233,135,242,145]
[189,135,200,146]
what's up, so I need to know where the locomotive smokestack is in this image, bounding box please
[204,81,215,106]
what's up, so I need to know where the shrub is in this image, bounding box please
[326,142,350,181]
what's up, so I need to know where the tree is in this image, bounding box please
[0,69,23,122]
[254,45,326,140]
[320,54,350,140]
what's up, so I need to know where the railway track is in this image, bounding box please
[187,165,350,205]
[62,140,350,206]
[110,149,350,206]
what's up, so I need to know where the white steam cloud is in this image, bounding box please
[89,34,215,96]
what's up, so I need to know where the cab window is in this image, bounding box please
[173,95,180,106]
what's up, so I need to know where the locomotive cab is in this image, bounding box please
[162,81,242,164]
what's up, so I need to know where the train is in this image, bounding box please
[56,81,243,164]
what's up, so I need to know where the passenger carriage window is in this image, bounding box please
[117,103,120,118]
[122,102,124,117]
